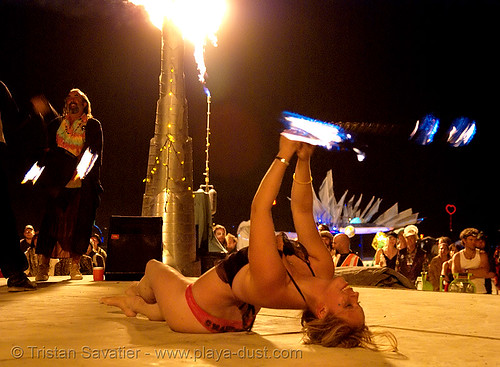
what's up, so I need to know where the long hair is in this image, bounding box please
[301,309,398,351]
[64,88,92,118]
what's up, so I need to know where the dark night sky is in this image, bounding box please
[1,0,498,245]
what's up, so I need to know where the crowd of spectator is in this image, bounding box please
[219,220,499,294]
[369,225,497,294]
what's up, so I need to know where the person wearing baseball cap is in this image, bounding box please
[396,224,427,283]
[19,225,35,253]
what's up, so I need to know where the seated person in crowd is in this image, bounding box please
[225,233,238,255]
[21,225,39,277]
[319,230,334,257]
[317,224,331,232]
[213,224,227,248]
[332,233,363,267]
[451,228,494,294]
[396,225,426,283]
[475,231,495,294]
[20,225,36,253]
[428,238,451,291]
[441,242,458,290]
[374,232,398,270]
[87,233,107,268]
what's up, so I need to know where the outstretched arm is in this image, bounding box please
[246,137,297,294]
[291,143,334,278]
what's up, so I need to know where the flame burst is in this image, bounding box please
[130,0,227,83]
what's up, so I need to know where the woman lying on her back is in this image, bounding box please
[101,136,396,350]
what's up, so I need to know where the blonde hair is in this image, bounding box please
[301,310,398,351]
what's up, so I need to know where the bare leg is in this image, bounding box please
[120,263,160,303]
[102,260,208,333]
[135,271,157,303]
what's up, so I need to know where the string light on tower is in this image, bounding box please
[130,0,227,275]
[134,0,227,189]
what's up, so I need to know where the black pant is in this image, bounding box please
[0,144,28,278]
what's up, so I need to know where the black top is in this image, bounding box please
[383,252,398,270]
[216,236,316,304]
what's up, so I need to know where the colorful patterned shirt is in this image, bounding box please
[56,115,87,157]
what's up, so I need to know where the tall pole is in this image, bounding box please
[142,18,199,276]
[203,92,211,192]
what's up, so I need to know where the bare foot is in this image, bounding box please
[100,296,138,317]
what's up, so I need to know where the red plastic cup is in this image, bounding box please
[93,267,104,281]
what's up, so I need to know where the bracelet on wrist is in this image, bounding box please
[293,173,313,185]
[275,156,290,166]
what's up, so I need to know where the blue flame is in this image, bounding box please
[203,86,211,97]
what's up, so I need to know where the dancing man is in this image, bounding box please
[35,89,103,281]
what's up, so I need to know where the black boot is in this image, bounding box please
[7,272,37,292]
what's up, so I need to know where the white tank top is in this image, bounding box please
[459,249,486,294]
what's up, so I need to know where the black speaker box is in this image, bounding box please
[105,215,163,281]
